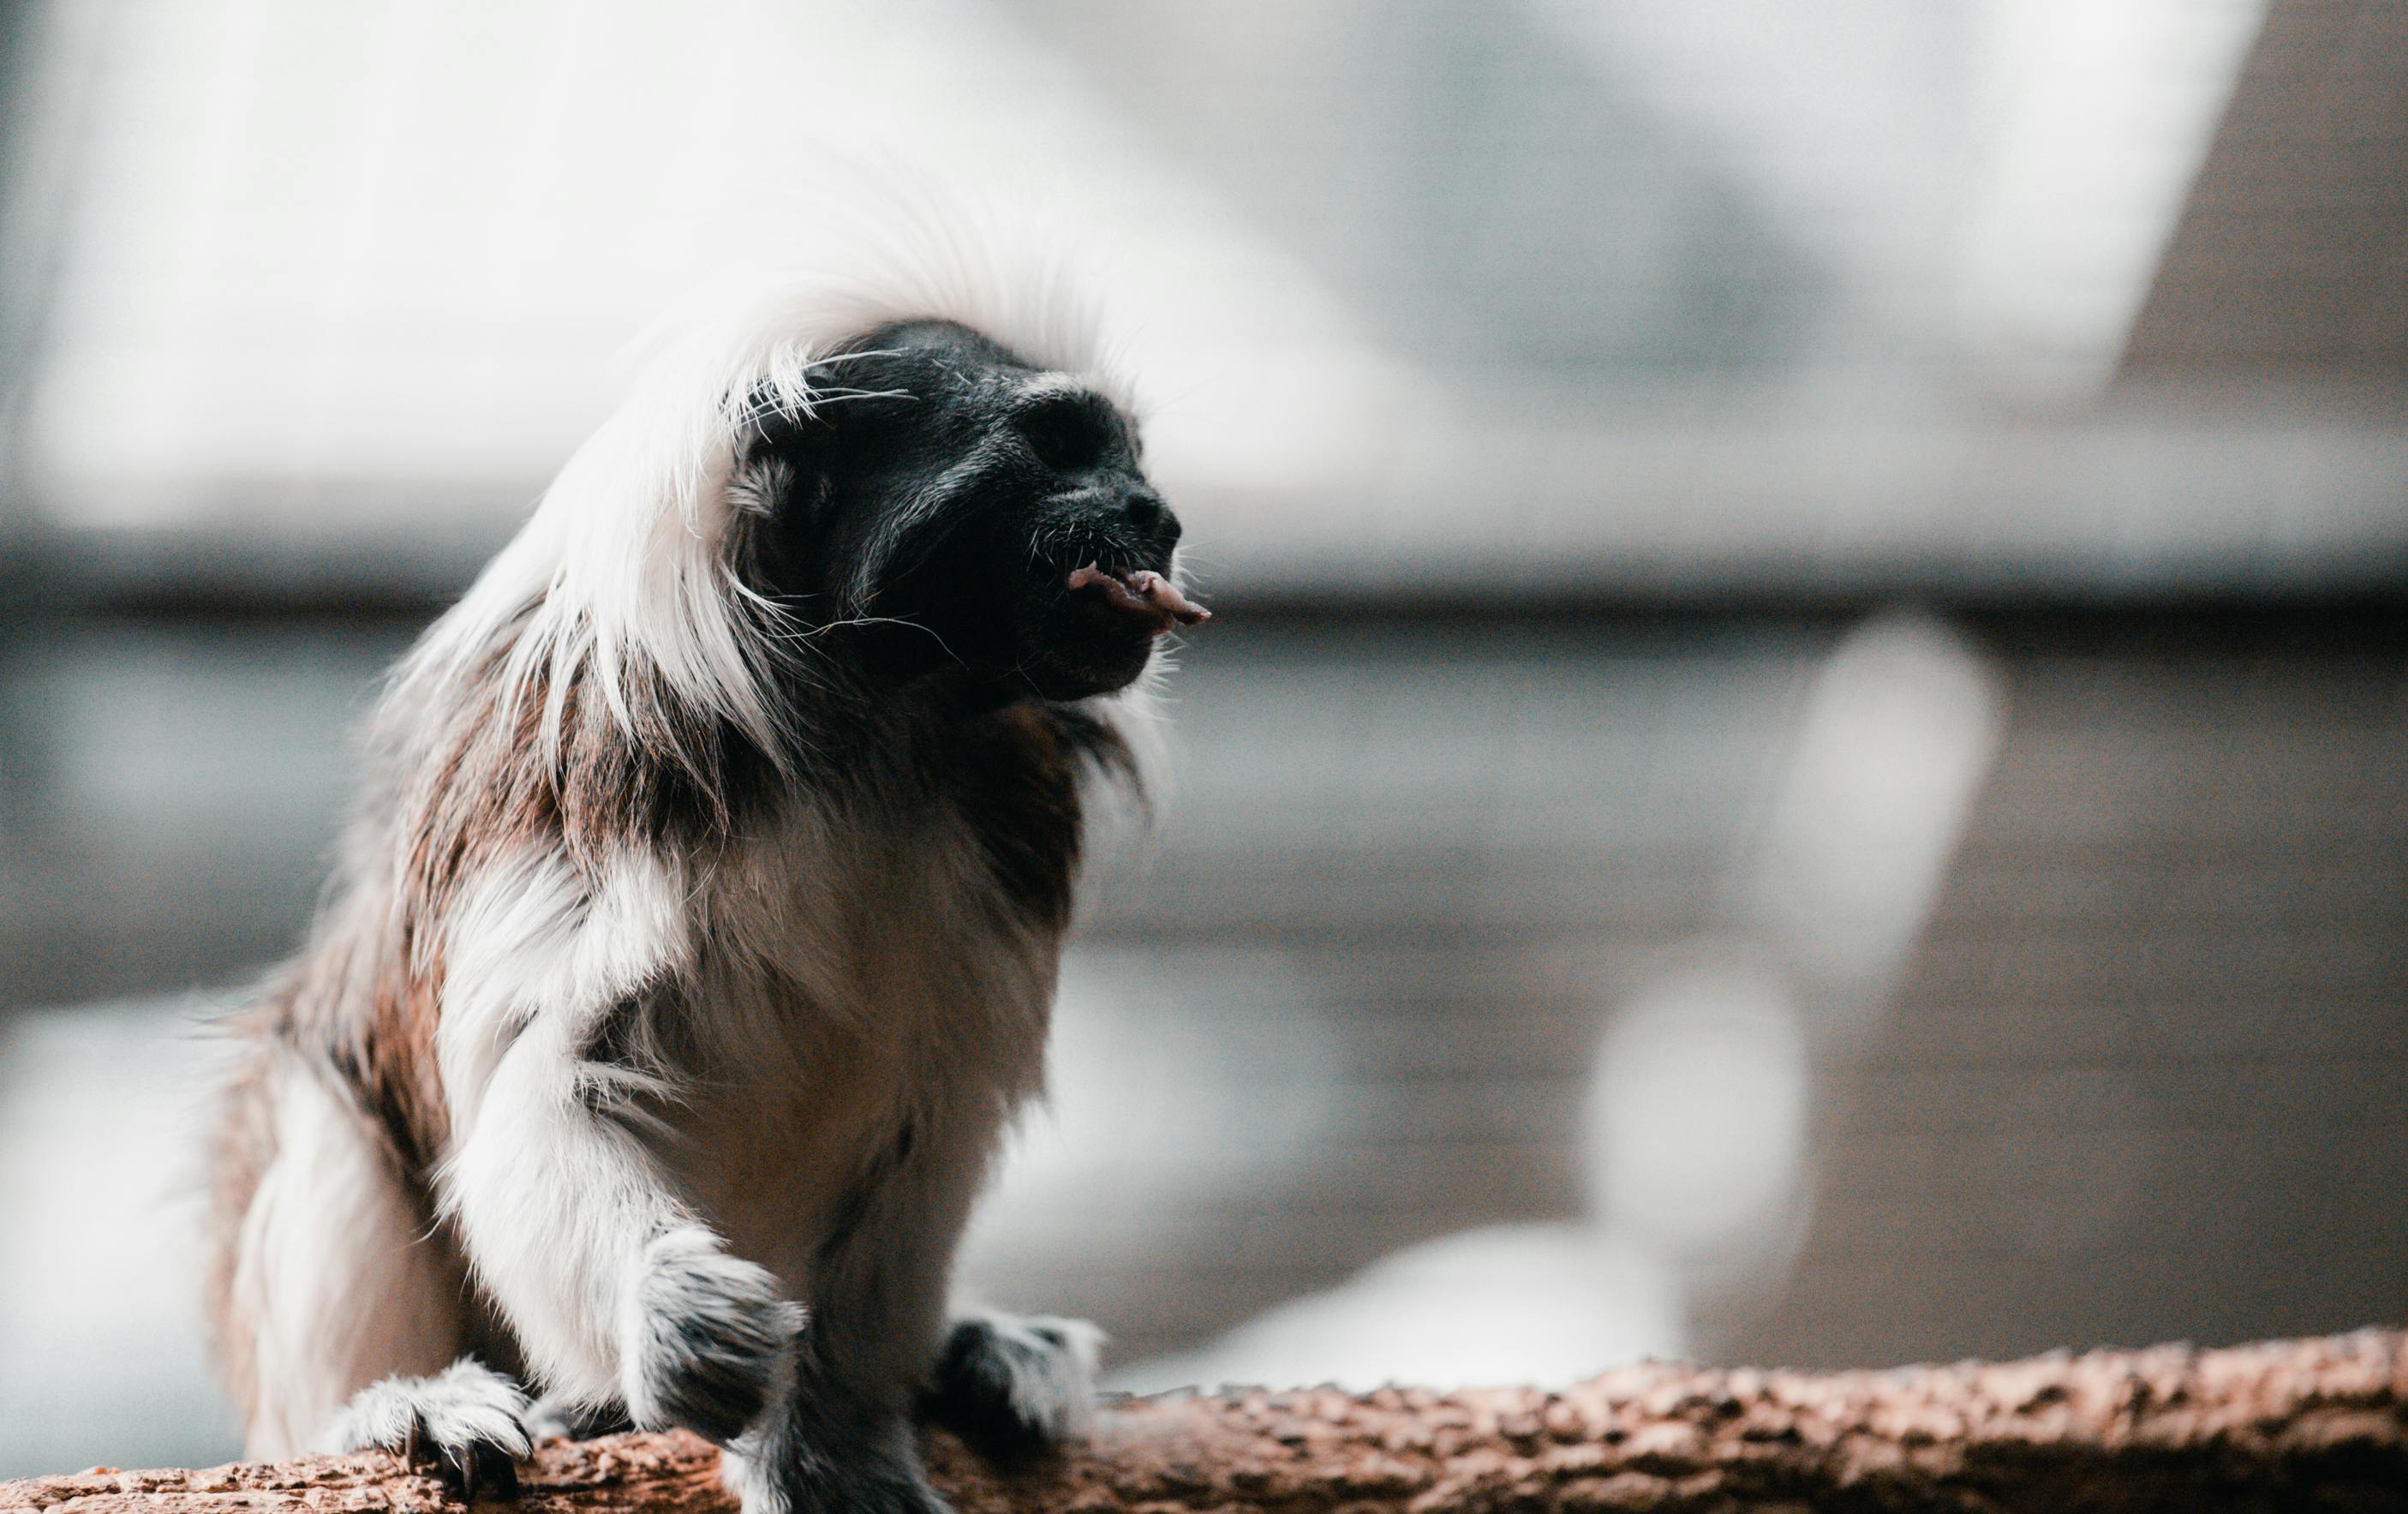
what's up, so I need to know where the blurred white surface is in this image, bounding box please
[15,0,1418,524]
[10,0,2403,597]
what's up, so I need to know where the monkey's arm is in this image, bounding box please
[433,852,794,1440]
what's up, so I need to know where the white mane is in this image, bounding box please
[394,217,1130,764]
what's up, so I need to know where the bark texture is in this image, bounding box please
[5,1329,2404,1513]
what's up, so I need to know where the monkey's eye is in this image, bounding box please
[1015,394,1111,473]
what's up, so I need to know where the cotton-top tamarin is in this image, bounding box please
[205,253,1204,1514]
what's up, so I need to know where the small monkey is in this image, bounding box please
[204,252,1203,1514]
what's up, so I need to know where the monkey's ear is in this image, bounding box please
[726,391,841,603]
[727,384,833,520]
[726,445,810,527]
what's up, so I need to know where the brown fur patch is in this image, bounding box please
[396,642,774,946]
[950,703,1133,931]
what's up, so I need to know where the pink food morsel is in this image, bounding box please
[1067,563,1211,633]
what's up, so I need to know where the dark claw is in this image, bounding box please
[437,1436,522,1502]
[475,1442,523,1499]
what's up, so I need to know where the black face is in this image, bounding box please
[747,320,1183,704]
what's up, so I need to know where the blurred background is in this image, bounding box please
[2,0,2404,1479]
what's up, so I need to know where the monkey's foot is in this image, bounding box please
[919,1309,1104,1463]
[327,1358,533,1499]
[723,1421,953,1514]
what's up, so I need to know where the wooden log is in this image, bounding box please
[5,1329,2404,1512]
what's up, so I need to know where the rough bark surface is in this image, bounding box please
[5,1330,2404,1513]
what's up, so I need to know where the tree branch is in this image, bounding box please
[6,1330,2404,1512]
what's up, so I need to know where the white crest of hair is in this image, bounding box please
[392,192,1132,772]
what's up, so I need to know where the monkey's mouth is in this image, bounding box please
[1065,563,1210,637]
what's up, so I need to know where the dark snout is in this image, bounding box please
[1013,476,1196,701]
[1059,478,1181,561]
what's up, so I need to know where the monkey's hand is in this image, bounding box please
[919,1309,1104,1463]
[621,1226,803,1444]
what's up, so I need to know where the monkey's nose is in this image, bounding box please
[1123,488,1179,544]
